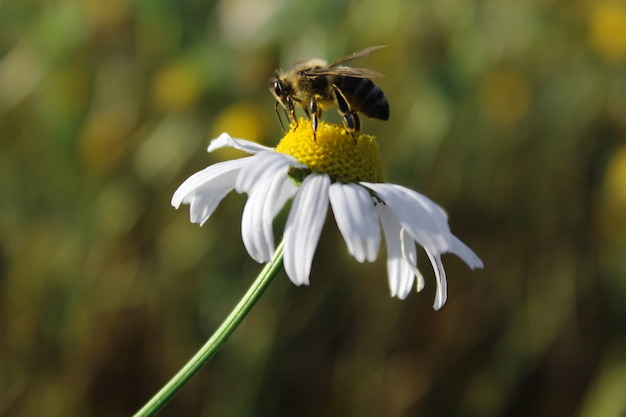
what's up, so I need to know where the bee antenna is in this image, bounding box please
[274,101,287,133]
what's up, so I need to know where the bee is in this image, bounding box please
[269,45,390,139]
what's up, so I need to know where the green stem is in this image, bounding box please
[133,240,284,417]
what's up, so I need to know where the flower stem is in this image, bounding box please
[133,240,285,417]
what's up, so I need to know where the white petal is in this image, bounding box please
[366,181,482,307]
[235,151,300,194]
[450,235,484,270]
[171,158,250,225]
[283,174,330,286]
[208,133,273,154]
[241,167,296,263]
[424,249,447,310]
[364,182,450,254]
[400,227,425,293]
[385,184,483,270]
[329,183,381,263]
[375,203,416,299]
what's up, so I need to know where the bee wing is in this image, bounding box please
[328,45,387,68]
[304,67,385,79]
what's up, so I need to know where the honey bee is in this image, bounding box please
[269,45,390,138]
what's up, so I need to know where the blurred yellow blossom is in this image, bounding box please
[152,59,203,112]
[211,102,267,145]
[600,144,626,243]
[589,1,626,62]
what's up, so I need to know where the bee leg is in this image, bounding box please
[285,96,298,129]
[337,113,359,143]
[344,113,361,142]
[332,85,360,142]
[309,97,322,141]
[283,108,292,126]
[302,105,312,136]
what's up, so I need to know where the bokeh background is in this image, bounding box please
[2,0,626,415]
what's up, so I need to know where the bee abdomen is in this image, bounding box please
[334,77,389,120]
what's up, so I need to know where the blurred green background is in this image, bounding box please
[2,0,626,415]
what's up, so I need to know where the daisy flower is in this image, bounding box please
[172,119,483,310]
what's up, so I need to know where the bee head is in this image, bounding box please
[269,72,288,102]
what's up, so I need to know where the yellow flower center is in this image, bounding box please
[274,118,385,183]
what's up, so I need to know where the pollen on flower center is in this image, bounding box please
[274,118,386,183]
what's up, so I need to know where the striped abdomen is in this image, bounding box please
[332,76,389,120]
